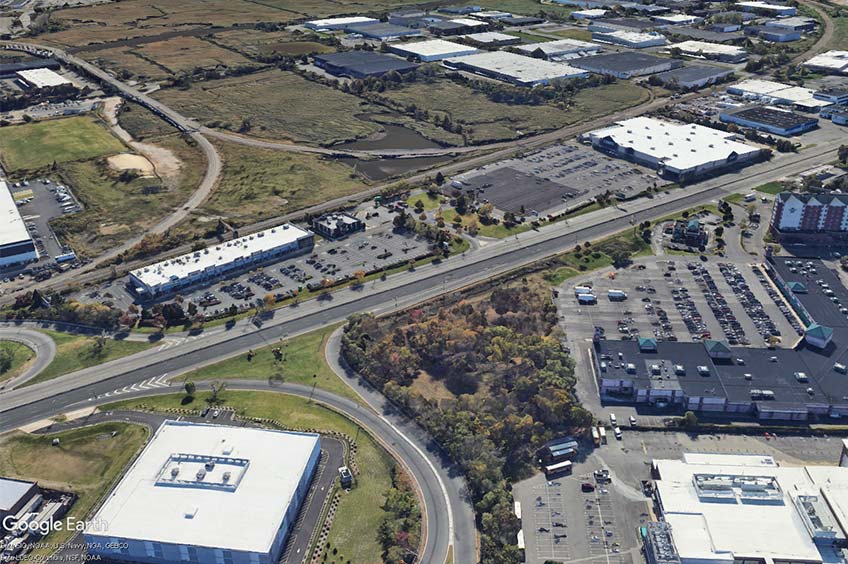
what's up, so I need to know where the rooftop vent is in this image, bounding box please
[196,469,206,481]
[171,467,180,478]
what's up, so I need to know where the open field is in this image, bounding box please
[440,208,532,238]
[105,391,398,564]
[133,36,254,74]
[153,70,381,145]
[0,341,36,384]
[541,229,653,285]
[482,0,576,15]
[86,47,173,82]
[179,324,362,402]
[199,141,368,226]
[546,27,593,41]
[117,102,180,140]
[831,15,848,50]
[51,134,204,256]
[375,79,649,145]
[210,29,336,58]
[755,181,786,194]
[0,117,126,172]
[23,331,153,387]
[0,423,149,556]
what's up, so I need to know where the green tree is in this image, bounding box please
[184,381,196,398]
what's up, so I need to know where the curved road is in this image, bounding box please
[0,326,55,390]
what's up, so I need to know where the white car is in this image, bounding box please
[609,413,617,425]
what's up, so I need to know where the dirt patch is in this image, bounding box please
[99,223,129,236]
[107,153,154,176]
[133,141,181,178]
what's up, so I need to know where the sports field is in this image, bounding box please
[0,116,126,172]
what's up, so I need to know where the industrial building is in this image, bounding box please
[814,88,848,105]
[344,22,422,40]
[668,26,745,43]
[765,16,817,31]
[570,52,681,79]
[591,30,668,48]
[429,18,488,35]
[727,79,827,111]
[515,38,601,60]
[388,39,479,61]
[460,31,522,45]
[312,51,419,78]
[736,0,797,16]
[588,17,658,33]
[745,24,802,42]
[652,13,702,25]
[499,15,545,25]
[586,116,762,183]
[0,58,60,79]
[652,64,734,89]
[597,256,848,419]
[0,478,39,526]
[719,105,818,136]
[442,51,589,86]
[84,421,321,564]
[304,16,377,30]
[0,181,38,269]
[311,213,365,239]
[572,8,608,19]
[649,453,848,564]
[670,40,747,63]
[15,68,72,89]
[129,223,313,297]
[804,51,848,74]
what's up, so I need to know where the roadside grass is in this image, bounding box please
[50,134,204,257]
[23,330,152,387]
[505,30,554,42]
[199,141,368,227]
[117,101,179,140]
[0,116,126,172]
[0,340,36,384]
[178,324,361,403]
[0,423,149,558]
[546,28,593,41]
[832,15,848,50]
[153,69,382,145]
[755,181,787,195]
[724,193,745,204]
[541,229,653,285]
[103,391,397,564]
[440,208,532,238]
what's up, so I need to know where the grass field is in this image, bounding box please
[0,341,36,384]
[542,229,653,285]
[547,28,593,41]
[406,192,445,211]
[154,69,381,145]
[0,423,149,556]
[104,391,398,564]
[87,47,173,82]
[0,116,126,172]
[199,141,367,226]
[179,324,361,402]
[440,208,532,238]
[51,134,204,256]
[117,102,180,140]
[210,28,335,58]
[376,79,649,145]
[133,36,253,74]
[23,331,152,387]
[755,181,787,195]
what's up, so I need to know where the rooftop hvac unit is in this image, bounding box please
[205,461,216,471]
[171,467,180,478]
[222,471,231,482]
[196,469,206,481]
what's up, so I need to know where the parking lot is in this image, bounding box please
[6,176,79,265]
[450,142,664,216]
[81,213,433,313]
[557,257,800,350]
[514,450,648,564]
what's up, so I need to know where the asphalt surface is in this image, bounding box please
[0,324,55,389]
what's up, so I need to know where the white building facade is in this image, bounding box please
[0,181,38,268]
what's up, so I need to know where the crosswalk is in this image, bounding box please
[156,335,199,352]
[101,373,172,398]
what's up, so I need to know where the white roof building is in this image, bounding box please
[304,16,378,30]
[653,13,702,25]
[736,0,797,15]
[671,40,747,62]
[16,68,71,88]
[588,116,760,181]
[652,453,848,564]
[129,223,313,296]
[515,38,602,60]
[449,17,488,27]
[592,29,668,48]
[571,8,608,18]
[443,50,589,85]
[728,79,827,110]
[460,31,522,44]
[804,50,848,74]
[0,181,37,268]
[84,421,321,564]
[389,39,479,61]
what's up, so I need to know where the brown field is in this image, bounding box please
[210,29,336,58]
[133,36,253,74]
[86,47,172,81]
[153,69,381,145]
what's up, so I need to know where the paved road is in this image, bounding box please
[0,325,55,389]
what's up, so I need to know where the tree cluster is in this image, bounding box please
[378,467,421,563]
[342,285,592,564]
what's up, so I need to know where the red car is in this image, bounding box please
[582,482,596,492]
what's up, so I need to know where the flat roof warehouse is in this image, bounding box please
[443,51,588,86]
